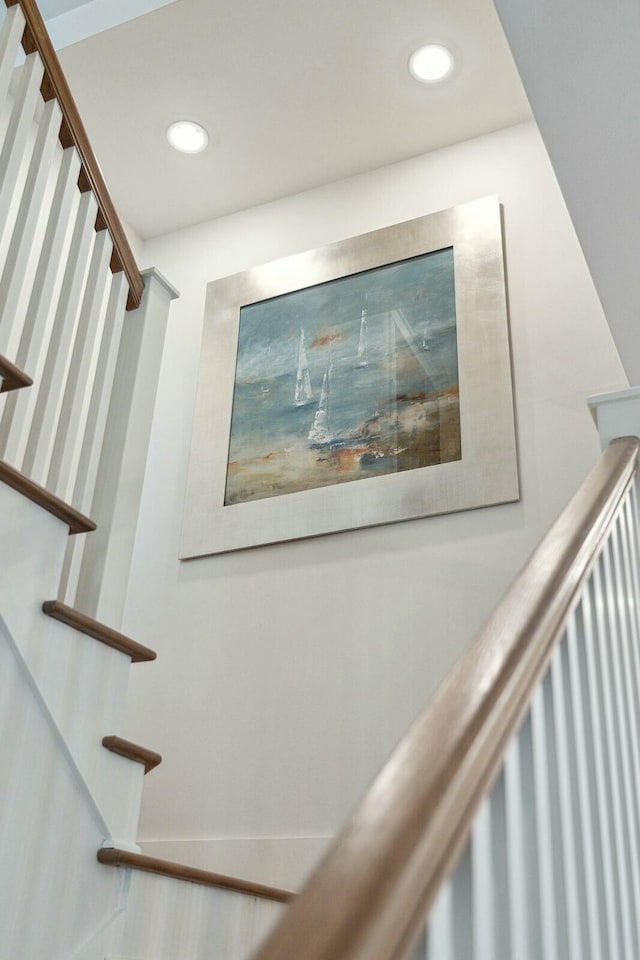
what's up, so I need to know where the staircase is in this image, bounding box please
[0,1,288,956]
[4,1,640,959]
[0,473,288,958]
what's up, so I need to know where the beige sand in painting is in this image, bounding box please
[225,388,460,505]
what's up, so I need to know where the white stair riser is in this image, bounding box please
[99,750,146,848]
[40,616,145,846]
[0,614,124,960]
[0,482,67,634]
[0,482,143,845]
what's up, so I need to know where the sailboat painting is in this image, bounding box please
[224,246,460,506]
[182,197,517,556]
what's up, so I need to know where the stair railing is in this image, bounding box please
[0,0,176,625]
[253,435,640,960]
[3,0,143,309]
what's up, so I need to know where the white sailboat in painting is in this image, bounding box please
[308,361,332,446]
[294,328,314,407]
[356,307,368,367]
[422,322,430,351]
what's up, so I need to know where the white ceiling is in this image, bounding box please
[56,0,532,240]
[494,0,640,385]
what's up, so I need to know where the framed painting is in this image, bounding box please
[181,195,518,557]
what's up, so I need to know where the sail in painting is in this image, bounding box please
[356,307,368,367]
[294,328,314,406]
[308,361,332,446]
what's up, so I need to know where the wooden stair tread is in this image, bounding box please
[0,354,33,393]
[102,735,161,773]
[0,460,95,534]
[97,848,294,904]
[42,600,156,662]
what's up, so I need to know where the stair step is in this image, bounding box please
[0,354,33,392]
[97,848,294,903]
[42,600,157,662]
[102,735,161,773]
[0,460,95,534]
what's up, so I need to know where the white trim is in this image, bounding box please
[587,388,640,450]
[141,266,180,302]
[101,839,142,854]
[587,385,640,418]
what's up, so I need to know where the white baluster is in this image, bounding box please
[426,854,469,959]
[615,507,640,871]
[591,556,635,958]
[565,608,604,959]
[59,271,128,604]
[531,679,560,960]
[47,229,113,503]
[620,497,640,856]
[21,190,97,484]
[549,636,585,960]
[612,503,640,745]
[581,579,623,958]
[628,484,640,695]
[450,843,473,958]
[605,524,640,954]
[619,496,640,732]
[490,769,510,960]
[0,147,81,465]
[0,53,45,315]
[471,772,509,959]
[70,269,127,513]
[0,98,61,354]
[0,6,25,112]
[505,728,539,960]
[471,797,494,959]
[629,481,640,562]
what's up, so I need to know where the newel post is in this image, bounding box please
[74,267,179,628]
[588,386,640,450]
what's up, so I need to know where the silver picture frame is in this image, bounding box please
[181,195,518,557]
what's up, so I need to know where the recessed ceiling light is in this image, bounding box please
[409,44,455,83]
[167,120,209,154]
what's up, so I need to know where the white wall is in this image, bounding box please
[121,120,627,890]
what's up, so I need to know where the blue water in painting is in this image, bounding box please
[225,246,459,503]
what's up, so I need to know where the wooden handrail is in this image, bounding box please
[5,0,144,310]
[253,436,640,960]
